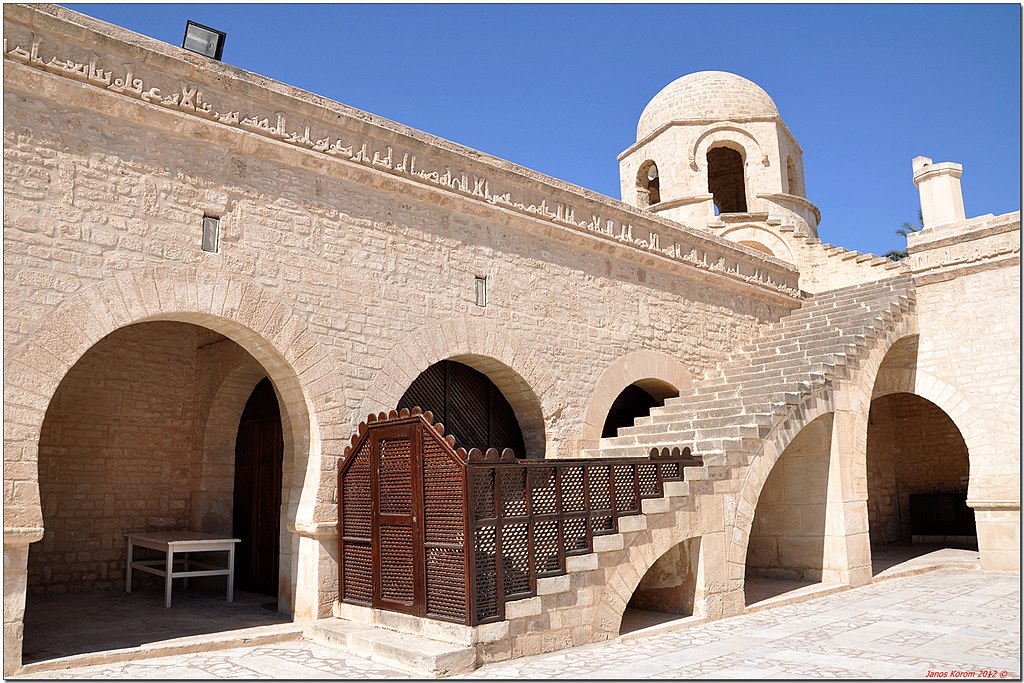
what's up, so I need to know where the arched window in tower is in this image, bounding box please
[706,147,747,214]
[636,161,661,208]
[786,155,800,196]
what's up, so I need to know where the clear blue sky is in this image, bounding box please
[68,3,1020,256]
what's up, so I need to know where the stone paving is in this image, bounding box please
[22,568,1020,680]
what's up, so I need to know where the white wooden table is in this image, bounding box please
[125,531,240,608]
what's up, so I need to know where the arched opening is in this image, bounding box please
[745,413,835,606]
[232,378,284,599]
[637,160,661,208]
[23,322,290,665]
[867,392,976,575]
[619,537,701,634]
[737,240,775,256]
[706,146,747,214]
[398,359,527,457]
[786,155,800,196]
[601,379,679,439]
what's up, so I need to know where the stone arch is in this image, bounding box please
[705,143,749,214]
[4,267,347,628]
[580,350,692,450]
[589,507,706,639]
[192,354,268,536]
[726,311,920,579]
[360,321,552,459]
[786,155,801,196]
[869,334,982,458]
[636,160,661,208]
[688,125,767,170]
[720,224,795,263]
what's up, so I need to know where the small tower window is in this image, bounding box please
[637,161,661,208]
[707,147,747,214]
[786,156,801,196]
[201,215,220,253]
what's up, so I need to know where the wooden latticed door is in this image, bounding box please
[339,413,470,623]
[373,423,423,615]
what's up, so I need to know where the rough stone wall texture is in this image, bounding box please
[745,412,832,581]
[627,536,699,615]
[2,7,800,669]
[906,212,1021,569]
[2,9,798,519]
[865,392,969,545]
[29,322,208,593]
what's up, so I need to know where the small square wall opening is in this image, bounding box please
[474,276,488,307]
[201,215,220,253]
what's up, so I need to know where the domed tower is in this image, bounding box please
[619,71,820,262]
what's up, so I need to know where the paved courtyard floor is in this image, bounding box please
[21,566,1019,679]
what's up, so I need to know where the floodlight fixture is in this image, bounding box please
[182,20,226,61]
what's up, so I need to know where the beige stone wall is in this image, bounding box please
[866,393,970,545]
[29,322,209,592]
[3,0,799,531]
[745,413,832,581]
[907,212,1021,569]
[2,5,803,671]
[628,536,700,615]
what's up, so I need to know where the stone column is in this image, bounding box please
[913,156,966,229]
[3,529,41,675]
[822,410,873,588]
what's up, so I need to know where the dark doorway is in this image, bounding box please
[707,147,747,213]
[233,378,284,597]
[602,381,679,439]
[397,360,526,457]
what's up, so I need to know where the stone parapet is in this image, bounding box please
[3,3,800,304]
[907,211,1021,284]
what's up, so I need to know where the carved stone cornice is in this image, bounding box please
[907,212,1021,285]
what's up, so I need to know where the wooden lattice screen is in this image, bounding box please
[338,407,699,626]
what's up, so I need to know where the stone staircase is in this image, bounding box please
[582,275,916,470]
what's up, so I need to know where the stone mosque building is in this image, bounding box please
[3,4,1019,676]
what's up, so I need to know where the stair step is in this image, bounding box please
[309,619,477,678]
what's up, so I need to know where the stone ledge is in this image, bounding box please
[309,619,477,678]
[565,553,599,572]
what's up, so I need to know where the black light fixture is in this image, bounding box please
[182,20,226,61]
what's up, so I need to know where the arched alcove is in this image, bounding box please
[867,392,974,569]
[620,536,701,634]
[23,321,294,664]
[636,160,661,208]
[744,412,835,605]
[397,359,528,457]
[707,146,747,214]
[786,155,801,196]
[601,379,679,439]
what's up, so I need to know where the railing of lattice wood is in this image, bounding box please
[338,407,699,626]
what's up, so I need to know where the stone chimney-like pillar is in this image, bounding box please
[913,156,966,229]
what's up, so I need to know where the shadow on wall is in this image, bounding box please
[867,392,973,546]
[620,536,700,634]
[745,413,833,584]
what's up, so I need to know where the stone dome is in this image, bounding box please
[637,71,779,140]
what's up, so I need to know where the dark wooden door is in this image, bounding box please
[372,424,423,615]
[233,378,284,597]
[397,360,526,456]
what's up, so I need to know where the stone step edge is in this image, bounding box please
[17,622,304,676]
[307,618,478,678]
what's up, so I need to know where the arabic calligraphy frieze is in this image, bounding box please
[3,34,800,298]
